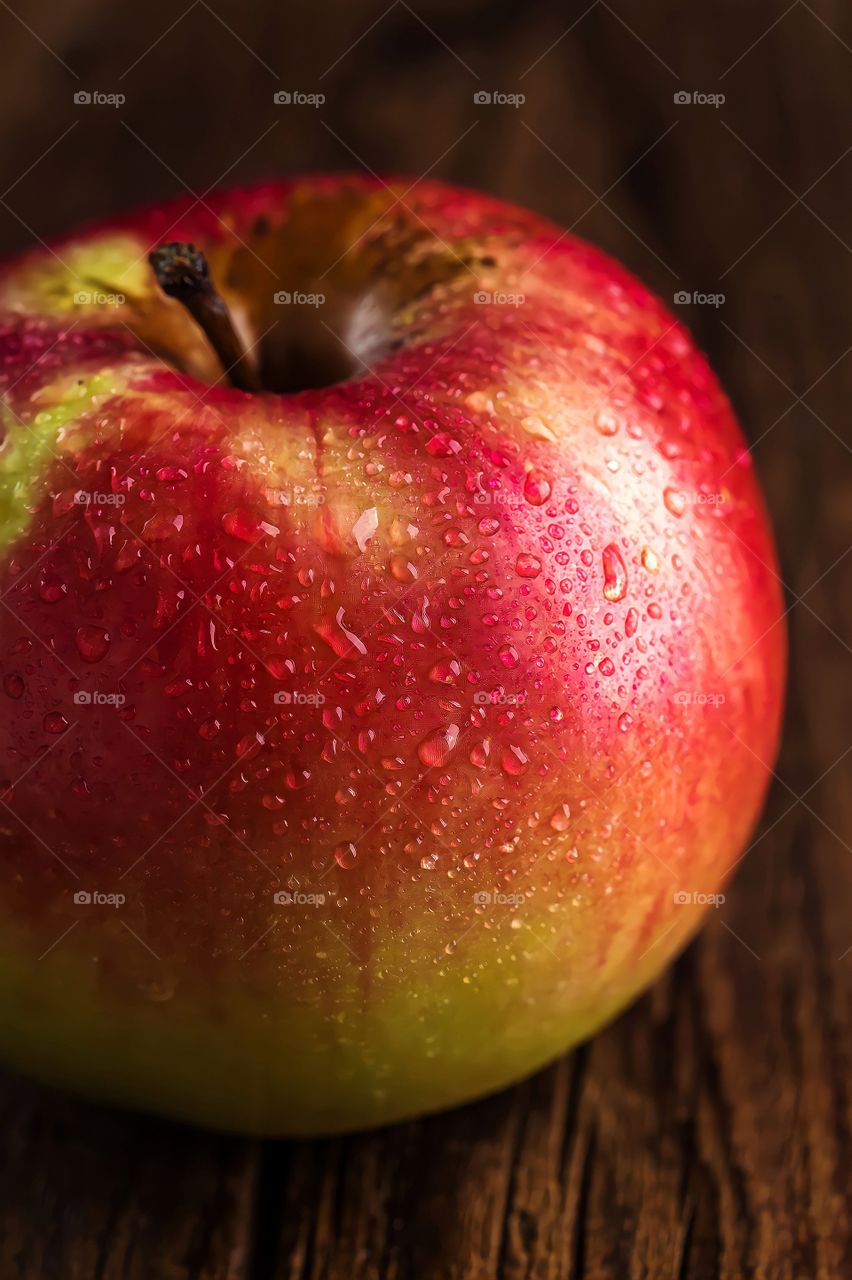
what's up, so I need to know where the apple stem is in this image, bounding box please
[149,243,260,392]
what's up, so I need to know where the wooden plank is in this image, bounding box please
[0,0,849,1276]
[0,1077,260,1279]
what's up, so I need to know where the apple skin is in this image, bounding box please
[0,176,784,1134]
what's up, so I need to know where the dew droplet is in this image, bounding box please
[641,546,660,573]
[524,470,552,505]
[39,573,65,603]
[478,517,500,537]
[389,554,417,582]
[352,506,378,552]
[625,607,639,637]
[595,408,619,436]
[663,487,686,517]
[44,711,69,734]
[3,674,24,699]
[501,744,529,776]
[618,712,634,732]
[498,644,520,669]
[418,723,460,767]
[515,552,542,578]
[550,803,571,831]
[75,625,110,663]
[334,841,358,869]
[602,544,628,602]
[429,659,461,684]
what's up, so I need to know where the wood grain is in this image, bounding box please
[0,0,850,1275]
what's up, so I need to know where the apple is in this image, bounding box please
[0,176,784,1135]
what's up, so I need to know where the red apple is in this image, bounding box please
[0,176,784,1134]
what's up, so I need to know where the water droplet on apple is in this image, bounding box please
[352,506,378,552]
[389,554,417,582]
[498,644,519,669]
[75,625,110,663]
[550,803,571,831]
[515,553,542,578]
[334,841,358,869]
[663,487,686,517]
[501,745,529,775]
[418,723,460,767]
[429,659,461,684]
[595,408,619,436]
[524,470,552,505]
[602,544,627,602]
[3,674,24,699]
[38,573,65,603]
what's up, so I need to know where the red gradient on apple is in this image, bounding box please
[0,177,785,1133]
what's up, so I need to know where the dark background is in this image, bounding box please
[1,2,850,1277]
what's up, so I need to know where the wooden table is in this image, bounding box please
[0,1,849,1275]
